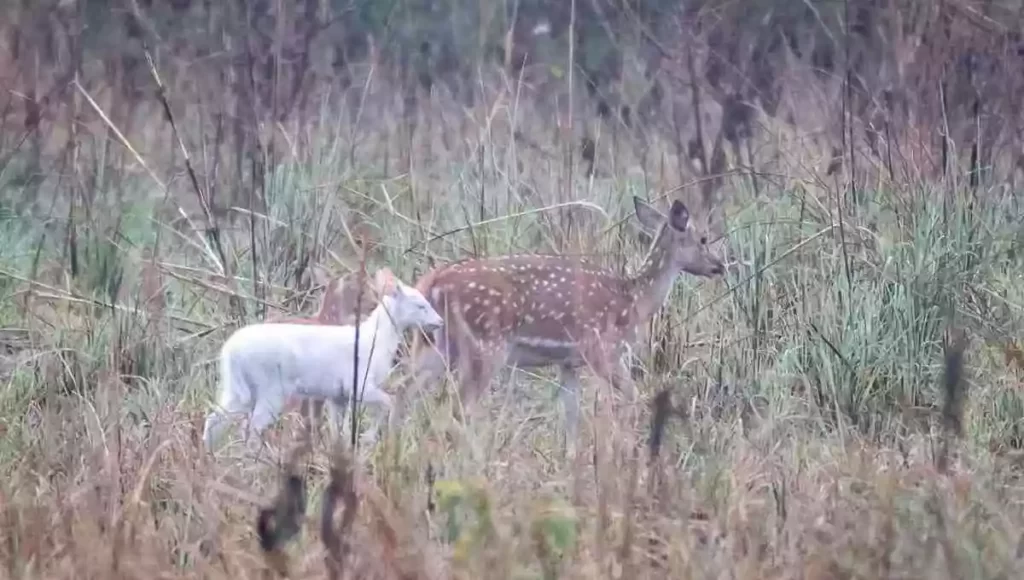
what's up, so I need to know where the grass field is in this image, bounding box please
[1,65,1024,579]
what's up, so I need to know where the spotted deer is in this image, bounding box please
[405,196,725,442]
[267,266,378,440]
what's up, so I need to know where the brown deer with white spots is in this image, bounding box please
[267,266,378,441]
[404,196,725,443]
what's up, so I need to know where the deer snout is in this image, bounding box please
[422,313,445,332]
[692,255,726,277]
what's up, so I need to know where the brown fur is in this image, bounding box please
[404,197,725,438]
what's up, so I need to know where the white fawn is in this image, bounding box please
[406,196,725,441]
[266,266,379,438]
[203,268,443,451]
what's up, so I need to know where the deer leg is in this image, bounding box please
[584,343,640,432]
[202,409,232,452]
[246,395,285,452]
[410,330,452,391]
[611,353,637,402]
[455,339,507,422]
[558,364,583,451]
[398,329,454,431]
[203,388,251,452]
[588,344,635,401]
[326,397,349,441]
[607,350,642,434]
[298,399,325,442]
[357,388,394,446]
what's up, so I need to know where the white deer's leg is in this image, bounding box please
[203,410,230,452]
[358,388,393,446]
[246,396,284,450]
[558,364,583,451]
[326,397,349,442]
[300,399,326,442]
[203,390,250,452]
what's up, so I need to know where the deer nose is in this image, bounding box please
[710,262,725,276]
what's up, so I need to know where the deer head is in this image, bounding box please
[374,268,445,333]
[632,196,724,278]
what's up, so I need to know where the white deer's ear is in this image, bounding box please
[633,196,665,233]
[374,267,399,297]
[668,200,690,231]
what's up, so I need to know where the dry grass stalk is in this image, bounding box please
[937,327,970,474]
[256,444,311,578]
[321,444,359,580]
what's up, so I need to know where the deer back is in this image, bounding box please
[416,196,724,349]
[419,255,642,347]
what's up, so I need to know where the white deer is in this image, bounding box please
[265,266,379,440]
[202,268,444,451]
[404,196,725,444]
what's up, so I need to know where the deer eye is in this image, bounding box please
[700,236,707,245]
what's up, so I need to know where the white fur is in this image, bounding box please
[203,279,444,451]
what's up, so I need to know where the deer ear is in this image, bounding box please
[633,196,664,233]
[374,268,398,297]
[668,200,690,231]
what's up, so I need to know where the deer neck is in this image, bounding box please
[356,302,403,368]
[627,226,679,324]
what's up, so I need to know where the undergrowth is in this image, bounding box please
[1,53,1023,580]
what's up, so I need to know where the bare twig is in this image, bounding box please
[403,201,609,255]
[322,444,359,580]
[256,444,311,578]
[648,388,674,462]
[937,327,969,473]
[0,268,213,331]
